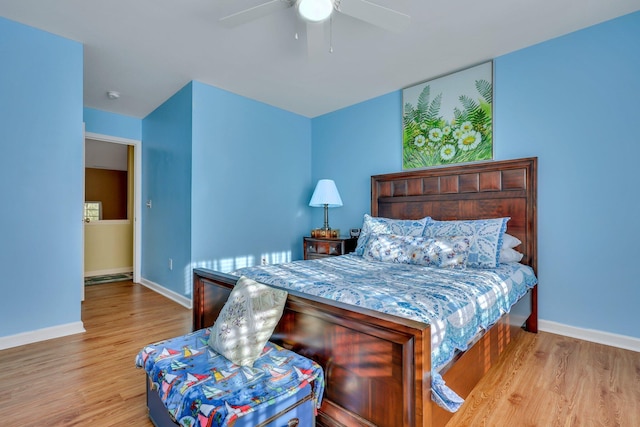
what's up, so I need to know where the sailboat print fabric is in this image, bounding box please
[136,329,325,427]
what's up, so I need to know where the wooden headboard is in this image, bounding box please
[371,157,537,273]
[372,157,538,332]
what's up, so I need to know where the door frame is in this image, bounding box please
[84,131,142,283]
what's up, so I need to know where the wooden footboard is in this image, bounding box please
[193,268,433,427]
[193,268,536,427]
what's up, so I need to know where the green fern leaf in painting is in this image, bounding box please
[417,85,431,117]
[426,93,442,123]
[475,79,492,104]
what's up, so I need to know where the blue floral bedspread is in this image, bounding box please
[136,329,325,427]
[232,254,537,411]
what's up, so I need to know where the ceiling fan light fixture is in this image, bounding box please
[297,0,333,23]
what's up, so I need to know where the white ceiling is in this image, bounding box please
[1,0,639,118]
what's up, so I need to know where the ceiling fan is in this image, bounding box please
[219,0,410,52]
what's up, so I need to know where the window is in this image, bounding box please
[84,201,102,222]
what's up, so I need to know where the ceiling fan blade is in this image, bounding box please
[337,0,410,32]
[219,0,293,27]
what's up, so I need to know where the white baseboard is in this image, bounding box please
[539,319,640,353]
[84,267,133,277]
[0,321,85,351]
[139,278,192,309]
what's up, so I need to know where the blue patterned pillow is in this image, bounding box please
[363,234,471,269]
[423,218,509,269]
[355,214,429,256]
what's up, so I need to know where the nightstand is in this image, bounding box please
[303,236,358,260]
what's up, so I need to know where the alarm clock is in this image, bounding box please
[350,228,361,238]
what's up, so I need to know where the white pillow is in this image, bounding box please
[500,247,524,263]
[502,233,522,249]
[208,276,287,366]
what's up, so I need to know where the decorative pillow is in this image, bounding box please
[363,234,471,269]
[355,214,430,256]
[423,218,509,269]
[363,233,412,264]
[408,235,472,269]
[208,276,288,366]
[499,247,524,263]
[502,233,522,249]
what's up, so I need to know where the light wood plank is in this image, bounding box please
[0,281,190,426]
[447,331,640,426]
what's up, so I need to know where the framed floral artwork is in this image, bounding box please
[402,61,493,169]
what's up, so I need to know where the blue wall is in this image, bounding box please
[139,81,311,296]
[84,107,142,140]
[310,11,640,339]
[493,11,640,338]
[86,80,311,299]
[191,82,312,273]
[311,92,402,232]
[141,83,193,296]
[0,17,84,336]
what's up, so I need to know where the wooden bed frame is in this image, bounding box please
[192,157,538,427]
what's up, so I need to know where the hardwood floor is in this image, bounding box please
[447,331,640,427]
[1,281,638,426]
[0,281,191,426]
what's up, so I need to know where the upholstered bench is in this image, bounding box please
[135,276,324,427]
[136,329,324,427]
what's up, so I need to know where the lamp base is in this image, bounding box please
[311,228,340,238]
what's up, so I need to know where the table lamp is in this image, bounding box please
[309,179,342,238]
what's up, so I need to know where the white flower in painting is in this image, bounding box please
[429,128,443,142]
[460,121,474,132]
[457,131,482,151]
[452,128,464,140]
[414,135,426,147]
[419,122,428,130]
[440,144,456,160]
[443,126,452,135]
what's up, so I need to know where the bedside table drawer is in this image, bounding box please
[303,237,357,260]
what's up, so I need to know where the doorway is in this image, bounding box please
[83,132,142,296]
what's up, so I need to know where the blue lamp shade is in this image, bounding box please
[309,179,343,207]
